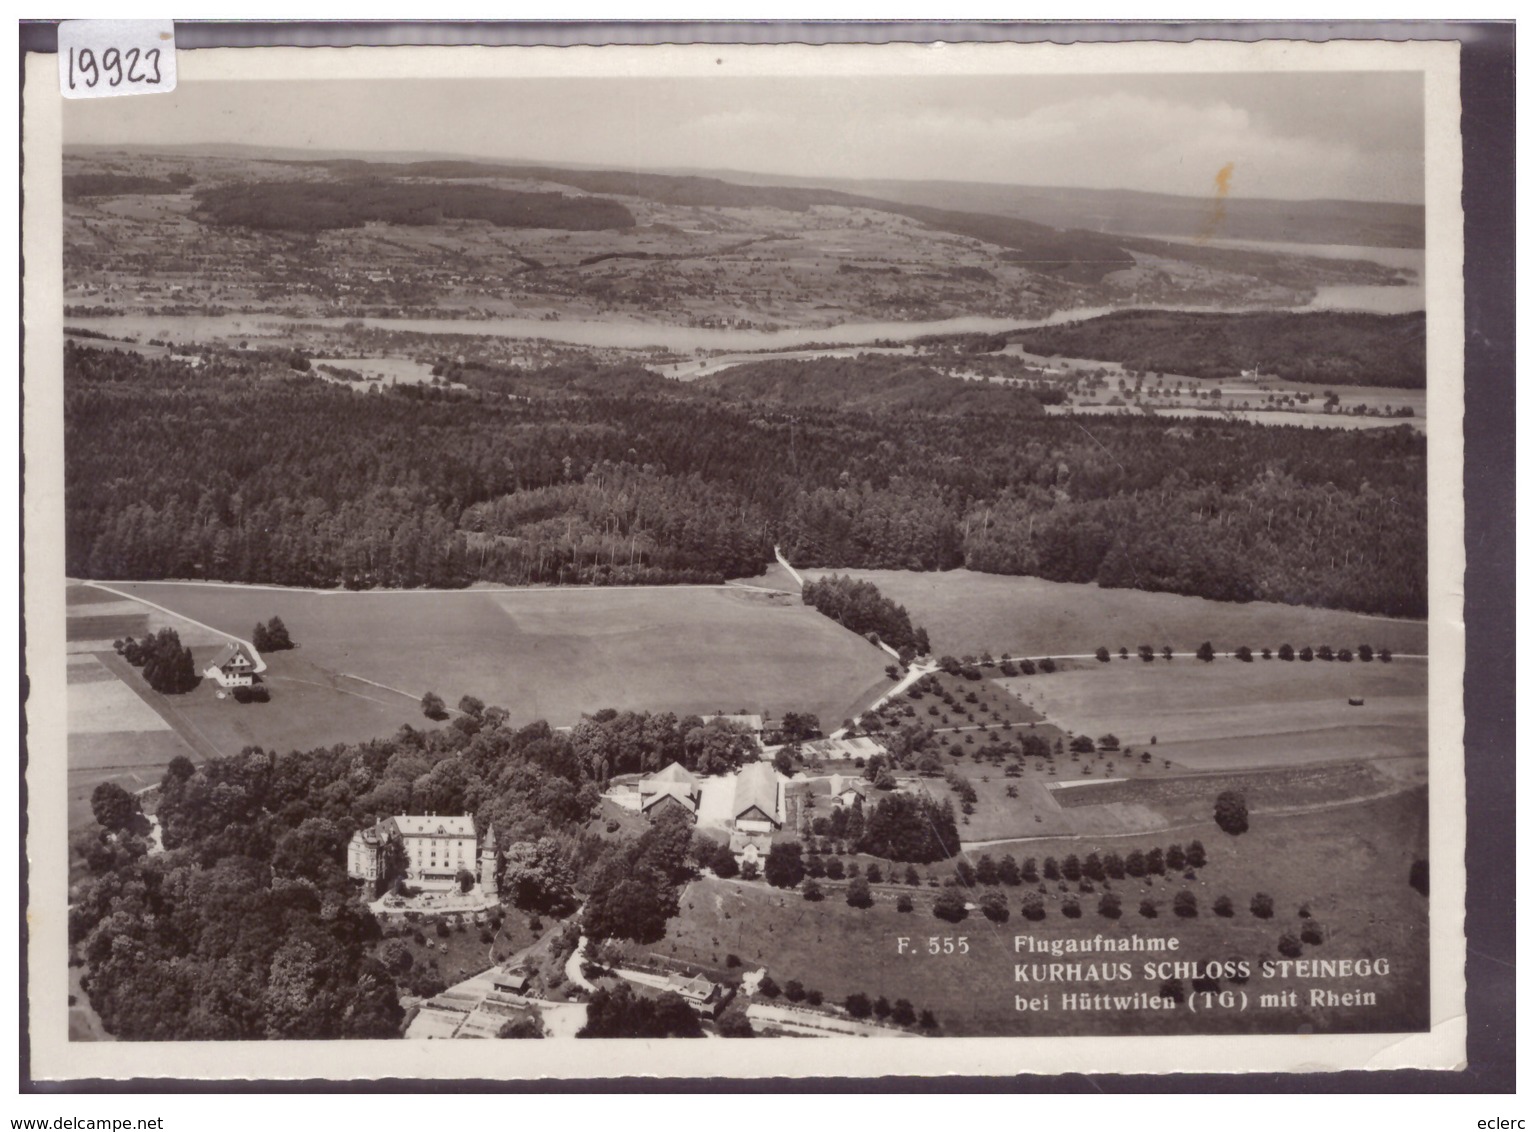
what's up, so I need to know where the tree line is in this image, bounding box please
[194,179,635,233]
[800,574,930,655]
[1010,309,1426,388]
[568,709,760,781]
[65,343,1427,615]
[115,628,198,694]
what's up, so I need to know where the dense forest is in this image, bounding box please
[65,343,1427,615]
[64,172,192,200]
[193,180,635,233]
[68,714,558,1037]
[68,698,623,1039]
[697,356,1055,415]
[1011,310,1426,388]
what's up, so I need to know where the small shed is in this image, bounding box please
[493,971,531,995]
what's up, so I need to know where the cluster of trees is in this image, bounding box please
[800,574,930,654]
[577,982,702,1038]
[1012,310,1426,388]
[70,691,654,1038]
[1215,791,1250,835]
[194,180,636,233]
[797,793,961,867]
[500,838,577,915]
[252,616,293,652]
[89,781,142,832]
[860,794,960,863]
[569,710,758,781]
[581,808,696,943]
[115,628,198,694]
[73,846,401,1040]
[840,991,934,1029]
[66,344,1426,615]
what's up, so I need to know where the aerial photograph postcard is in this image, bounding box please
[25,36,1466,1079]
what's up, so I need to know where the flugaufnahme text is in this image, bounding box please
[1014,934,1180,955]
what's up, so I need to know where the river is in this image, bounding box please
[65,283,1424,355]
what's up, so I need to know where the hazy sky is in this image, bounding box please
[65,71,1425,203]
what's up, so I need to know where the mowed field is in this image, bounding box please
[65,585,204,827]
[996,658,1427,771]
[65,652,194,828]
[795,568,1429,659]
[655,788,1429,1037]
[100,581,890,734]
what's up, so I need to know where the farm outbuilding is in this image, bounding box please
[637,762,702,821]
[731,762,783,832]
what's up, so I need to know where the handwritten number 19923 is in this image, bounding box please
[67,46,162,90]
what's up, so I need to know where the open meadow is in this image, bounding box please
[996,657,1427,771]
[97,580,890,740]
[796,568,1429,659]
[655,787,1428,1037]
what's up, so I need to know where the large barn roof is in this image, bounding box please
[641,783,698,812]
[732,762,780,820]
[646,761,699,788]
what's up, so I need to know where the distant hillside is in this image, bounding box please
[84,144,1422,248]
[1012,310,1427,388]
[683,170,1425,250]
[194,179,635,232]
[300,157,1137,282]
[699,356,1056,415]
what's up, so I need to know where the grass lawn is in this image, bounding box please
[181,645,423,756]
[921,776,1076,841]
[797,568,1429,659]
[65,611,149,642]
[656,788,1429,1036]
[996,657,1427,771]
[1047,761,1398,818]
[106,582,888,734]
[375,903,546,992]
[730,562,803,594]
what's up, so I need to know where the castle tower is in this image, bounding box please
[479,820,499,899]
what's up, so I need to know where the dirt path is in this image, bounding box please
[565,936,597,992]
[832,661,936,739]
[84,581,265,671]
[772,545,805,589]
